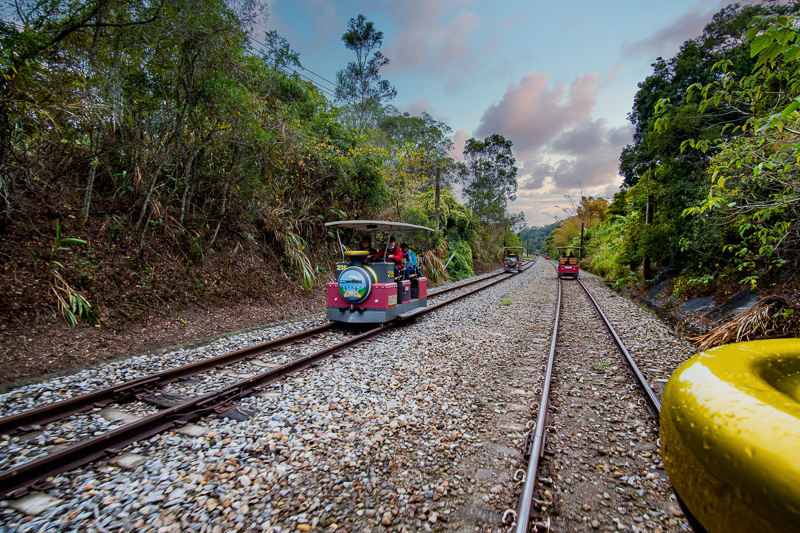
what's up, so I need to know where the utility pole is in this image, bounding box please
[643,194,653,280]
[643,161,654,281]
[435,166,441,231]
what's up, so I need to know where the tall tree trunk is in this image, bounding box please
[0,82,12,170]
[135,150,170,229]
[178,149,199,225]
[81,130,97,225]
[209,184,228,246]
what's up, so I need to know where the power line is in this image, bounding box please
[246,37,346,102]
[301,67,338,91]
[447,147,464,163]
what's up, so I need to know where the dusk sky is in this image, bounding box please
[262,0,756,226]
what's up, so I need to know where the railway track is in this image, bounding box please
[0,268,510,437]
[512,265,688,532]
[0,262,534,500]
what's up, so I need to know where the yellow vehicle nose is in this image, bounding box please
[661,339,800,533]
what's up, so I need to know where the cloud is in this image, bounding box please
[399,98,434,117]
[383,9,481,75]
[451,129,469,160]
[378,0,523,92]
[550,120,608,156]
[620,1,735,59]
[515,120,632,198]
[266,0,341,52]
[475,71,598,160]
[470,68,631,202]
[601,64,624,88]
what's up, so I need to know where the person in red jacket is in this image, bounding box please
[374,236,403,266]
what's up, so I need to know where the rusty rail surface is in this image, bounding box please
[514,267,700,532]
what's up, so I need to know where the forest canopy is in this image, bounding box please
[0,1,521,326]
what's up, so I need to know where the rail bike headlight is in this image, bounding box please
[337,266,373,304]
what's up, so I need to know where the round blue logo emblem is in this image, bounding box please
[338,267,371,303]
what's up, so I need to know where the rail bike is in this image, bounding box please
[325,220,433,324]
[503,246,524,273]
[556,246,581,279]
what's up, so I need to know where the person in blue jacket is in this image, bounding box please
[400,242,418,279]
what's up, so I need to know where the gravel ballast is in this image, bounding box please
[0,261,699,532]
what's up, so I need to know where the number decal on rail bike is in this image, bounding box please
[337,267,371,303]
[388,295,397,306]
[336,264,346,271]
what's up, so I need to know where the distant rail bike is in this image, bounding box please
[325,220,432,324]
[503,246,524,273]
[556,246,581,279]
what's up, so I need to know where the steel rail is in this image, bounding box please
[0,258,533,499]
[577,279,661,417]
[515,269,561,532]
[0,323,335,436]
[428,270,507,298]
[0,266,520,436]
[514,267,698,532]
[0,324,388,499]
[578,279,708,531]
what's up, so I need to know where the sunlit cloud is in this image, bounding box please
[451,129,469,160]
[475,71,598,160]
[398,98,434,117]
[469,69,632,224]
[381,1,480,74]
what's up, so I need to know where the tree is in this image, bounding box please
[609,1,796,277]
[675,11,800,285]
[335,14,396,133]
[457,134,518,224]
[262,30,301,70]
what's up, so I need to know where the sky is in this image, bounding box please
[261,0,757,227]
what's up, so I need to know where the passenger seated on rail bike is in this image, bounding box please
[559,252,567,265]
[374,236,403,276]
[360,237,377,260]
[400,242,419,279]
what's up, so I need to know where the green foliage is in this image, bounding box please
[0,0,527,309]
[519,222,559,253]
[587,213,641,279]
[677,10,800,286]
[52,271,100,327]
[586,2,799,287]
[457,134,518,225]
[446,239,474,280]
[39,221,99,326]
[335,14,396,133]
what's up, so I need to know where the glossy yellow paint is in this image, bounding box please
[661,339,800,532]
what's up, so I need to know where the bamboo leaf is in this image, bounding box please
[59,238,87,246]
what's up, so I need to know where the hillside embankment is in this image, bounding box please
[0,216,498,389]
